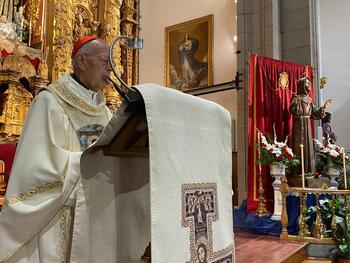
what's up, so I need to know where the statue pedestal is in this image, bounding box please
[271,174,282,220]
[286,176,302,187]
[325,167,340,190]
[270,162,285,221]
[306,177,330,189]
[287,176,331,189]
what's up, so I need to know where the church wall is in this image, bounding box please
[139,0,237,86]
[139,1,238,193]
[318,0,350,149]
[280,0,312,66]
[236,0,283,205]
[199,90,237,151]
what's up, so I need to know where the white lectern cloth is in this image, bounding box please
[80,84,235,263]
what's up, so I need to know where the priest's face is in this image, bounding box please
[79,40,112,91]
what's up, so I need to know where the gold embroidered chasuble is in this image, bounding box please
[0,74,111,262]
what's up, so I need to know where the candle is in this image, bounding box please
[29,20,32,46]
[300,144,305,188]
[342,147,347,189]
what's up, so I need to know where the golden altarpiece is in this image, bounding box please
[0,0,141,142]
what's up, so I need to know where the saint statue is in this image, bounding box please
[13,6,27,41]
[0,14,17,40]
[322,112,337,144]
[289,77,332,174]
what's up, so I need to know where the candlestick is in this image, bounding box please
[300,144,305,188]
[342,147,347,189]
[256,131,268,217]
[20,18,24,41]
[29,20,32,46]
[258,133,262,173]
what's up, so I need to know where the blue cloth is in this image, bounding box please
[233,194,332,236]
[233,196,301,236]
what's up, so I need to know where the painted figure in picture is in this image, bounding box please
[170,33,208,90]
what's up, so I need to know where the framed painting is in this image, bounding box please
[164,15,213,91]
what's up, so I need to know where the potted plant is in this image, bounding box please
[258,131,300,174]
[308,197,350,262]
[329,197,350,263]
[314,139,349,189]
[257,130,300,220]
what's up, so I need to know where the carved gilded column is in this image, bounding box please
[26,0,41,27]
[52,0,73,80]
[133,0,140,85]
[121,0,137,86]
[101,0,123,111]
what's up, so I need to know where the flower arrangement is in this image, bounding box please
[257,130,299,167]
[314,138,348,171]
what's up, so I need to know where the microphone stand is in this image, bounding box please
[107,35,145,114]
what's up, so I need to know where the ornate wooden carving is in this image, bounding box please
[0,53,48,142]
[52,0,73,80]
[0,82,33,142]
[27,0,41,23]
[72,3,99,42]
[0,0,143,142]
[101,0,123,112]
[121,0,140,86]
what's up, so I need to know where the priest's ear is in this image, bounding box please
[72,52,88,71]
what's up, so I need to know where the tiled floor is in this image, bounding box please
[234,229,307,263]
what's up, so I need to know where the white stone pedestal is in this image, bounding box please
[271,174,282,220]
[326,167,340,190]
[270,162,285,221]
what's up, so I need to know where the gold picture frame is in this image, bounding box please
[164,15,213,91]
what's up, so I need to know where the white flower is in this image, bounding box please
[329,149,339,157]
[286,147,294,156]
[272,148,281,155]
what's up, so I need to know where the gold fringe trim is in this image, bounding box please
[51,82,105,113]
[58,206,70,263]
[2,181,63,209]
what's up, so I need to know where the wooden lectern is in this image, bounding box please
[80,84,234,263]
[103,89,148,158]
[102,89,151,262]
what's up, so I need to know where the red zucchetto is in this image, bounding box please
[71,35,99,58]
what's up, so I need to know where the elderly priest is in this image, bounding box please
[0,36,235,263]
[0,36,113,262]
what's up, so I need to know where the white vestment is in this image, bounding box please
[79,84,235,263]
[0,74,111,263]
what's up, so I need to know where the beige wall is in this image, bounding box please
[318,0,350,149]
[139,0,237,86]
[199,90,237,151]
[139,0,238,201]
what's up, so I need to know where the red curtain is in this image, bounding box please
[0,143,17,184]
[247,54,314,213]
[0,50,40,73]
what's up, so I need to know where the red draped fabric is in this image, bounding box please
[247,54,314,213]
[0,50,40,73]
[0,143,16,184]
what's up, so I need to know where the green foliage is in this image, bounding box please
[309,197,350,255]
